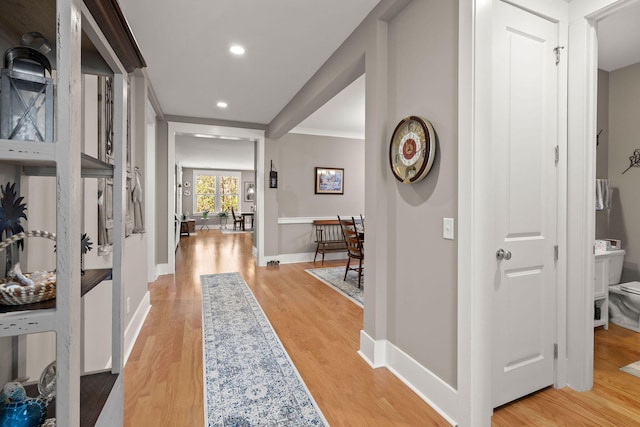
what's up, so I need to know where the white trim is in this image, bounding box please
[358,329,387,368]
[565,0,630,391]
[123,291,151,366]
[457,0,474,424]
[106,290,151,369]
[256,137,265,267]
[278,216,360,225]
[279,216,326,225]
[386,343,458,426]
[147,269,158,283]
[146,98,157,285]
[467,1,495,424]
[156,263,172,276]
[264,251,347,265]
[358,331,457,426]
[288,126,364,140]
[554,2,570,389]
[167,122,265,273]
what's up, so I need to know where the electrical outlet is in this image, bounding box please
[126,297,131,314]
[443,218,455,240]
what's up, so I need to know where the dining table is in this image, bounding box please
[241,212,255,230]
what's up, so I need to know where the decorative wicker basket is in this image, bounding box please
[0,231,57,306]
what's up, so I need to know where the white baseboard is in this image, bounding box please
[148,265,159,283]
[156,262,172,276]
[265,251,347,265]
[358,329,387,368]
[123,291,151,365]
[359,330,458,426]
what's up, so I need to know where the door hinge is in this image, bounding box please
[554,245,559,261]
[553,46,564,66]
[554,343,558,359]
[554,146,559,165]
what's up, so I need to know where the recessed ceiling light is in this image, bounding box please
[217,101,228,108]
[229,45,245,55]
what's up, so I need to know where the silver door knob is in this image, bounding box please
[496,249,512,260]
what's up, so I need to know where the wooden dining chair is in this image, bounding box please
[338,215,364,288]
[231,207,244,230]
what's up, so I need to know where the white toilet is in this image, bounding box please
[602,249,640,332]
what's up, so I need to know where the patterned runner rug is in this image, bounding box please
[201,272,327,426]
[304,267,364,307]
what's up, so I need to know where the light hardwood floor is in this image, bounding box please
[124,230,640,426]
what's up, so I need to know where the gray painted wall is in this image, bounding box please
[607,62,640,281]
[596,69,610,237]
[387,0,458,388]
[156,121,169,264]
[263,139,280,257]
[273,133,364,255]
[149,0,457,387]
[277,133,364,217]
[265,0,458,387]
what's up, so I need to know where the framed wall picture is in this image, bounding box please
[315,167,344,194]
[244,182,255,202]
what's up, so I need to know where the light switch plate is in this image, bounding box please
[443,218,455,240]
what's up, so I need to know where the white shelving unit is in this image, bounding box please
[0,0,144,424]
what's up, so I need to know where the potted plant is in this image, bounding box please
[217,211,228,229]
[0,182,27,274]
[202,210,210,220]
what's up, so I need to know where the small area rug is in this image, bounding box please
[201,272,327,427]
[304,267,364,307]
[620,360,640,378]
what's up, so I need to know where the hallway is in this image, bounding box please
[123,229,640,426]
[123,229,447,426]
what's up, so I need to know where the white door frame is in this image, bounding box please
[145,98,157,283]
[563,0,637,390]
[166,122,266,273]
[459,1,569,424]
[462,0,637,424]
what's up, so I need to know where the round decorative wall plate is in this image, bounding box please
[183,181,191,188]
[389,116,436,184]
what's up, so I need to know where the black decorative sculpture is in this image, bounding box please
[622,149,640,174]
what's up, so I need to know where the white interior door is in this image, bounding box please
[492,1,559,408]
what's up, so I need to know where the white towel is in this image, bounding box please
[595,179,611,210]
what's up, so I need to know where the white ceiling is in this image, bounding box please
[175,135,255,170]
[290,75,366,139]
[119,0,638,168]
[119,0,378,127]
